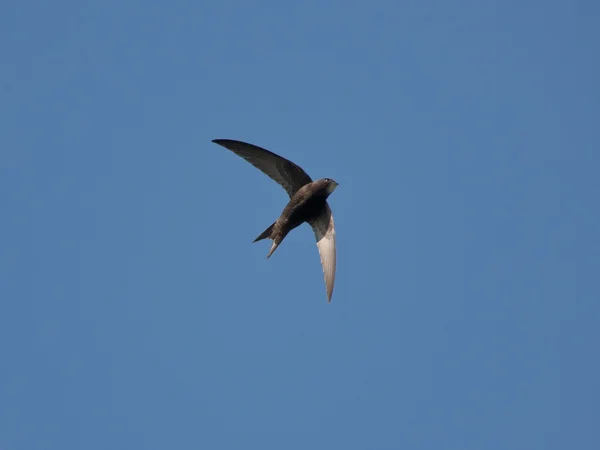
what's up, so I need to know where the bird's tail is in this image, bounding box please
[254,221,282,258]
[253,221,276,243]
[266,241,280,259]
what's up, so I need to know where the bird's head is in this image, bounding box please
[322,178,339,195]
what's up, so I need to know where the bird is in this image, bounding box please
[212,139,338,302]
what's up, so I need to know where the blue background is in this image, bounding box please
[2,1,599,449]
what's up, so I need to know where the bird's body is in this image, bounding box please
[212,139,338,302]
[256,179,336,258]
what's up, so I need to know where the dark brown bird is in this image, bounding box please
[212,139,338,302]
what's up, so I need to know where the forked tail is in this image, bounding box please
[253,221,282,258]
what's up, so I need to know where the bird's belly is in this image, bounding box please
[284,197,327,230]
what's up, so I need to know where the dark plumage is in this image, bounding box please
[212,139,338,302]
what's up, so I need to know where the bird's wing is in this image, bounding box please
[212,139,313,197]
[308,203,336,302]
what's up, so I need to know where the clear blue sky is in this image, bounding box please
[1,1,598,449]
